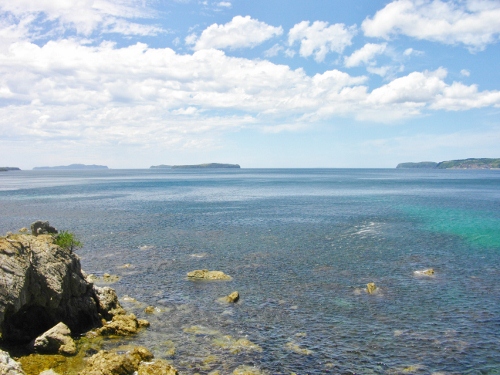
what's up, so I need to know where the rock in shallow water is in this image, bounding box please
[78,346,154,375]
[187,269,232,280]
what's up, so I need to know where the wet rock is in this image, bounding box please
[78,346,153,375]
[138,359,178,375]
[0,233,101,343]
[187,269,232,280]
[144,306,155,314]
[96,314,146,336]
[32,322,77,356]
[223,291,239,303]
[414,268,435,276]
[40,370,60,375]
[366,282,377,294]
[0,349,26,375]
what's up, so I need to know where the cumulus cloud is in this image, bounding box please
[344,43,387,67]
[0,38,499,147]
[187,16,283,50]
[362,0,500,50]
[0,0,163,37]
[288,20,356,62]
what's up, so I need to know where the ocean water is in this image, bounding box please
[1,168,499,375]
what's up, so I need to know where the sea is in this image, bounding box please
[0,168,499,375]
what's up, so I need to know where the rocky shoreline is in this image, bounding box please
[0,222,176,375]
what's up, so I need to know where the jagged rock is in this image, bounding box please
[138,359,178,375]
[30,221,58,236]
[0,349,26,375]
[94,286,125,320]
[0,233,102,343]
[78,346,153,375]
[96,314,148,336]
[366,282,377,294]
[31,322,77,356]
[187,269,232,280]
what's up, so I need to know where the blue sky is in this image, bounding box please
[0,0,499,168]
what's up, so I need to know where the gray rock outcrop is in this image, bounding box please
[30,221,58,236]
[0,232,111,343]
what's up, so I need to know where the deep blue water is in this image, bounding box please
[1,168,500,375]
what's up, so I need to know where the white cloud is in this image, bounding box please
[0,38,499,148]
[288,21,356,62]
[217,2,232,8]
[460,69,470,77]
[0,0,163,37]
[344,43,387,67]
[403,47,423,56]
[362,0,500,50]
[187,16,283,50]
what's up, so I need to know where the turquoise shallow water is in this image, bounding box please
[1,169,499,374]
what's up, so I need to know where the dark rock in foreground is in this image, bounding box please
[0,230,110,343]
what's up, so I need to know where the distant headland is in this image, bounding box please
[150,163,240,169]
[0,167,20,172]
[397,158,500,169]
[33,164,109,170]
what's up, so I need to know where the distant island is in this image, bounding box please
[150,164,172,169]
[151,163,240,169]
[33,164,108,170]
[397,158,500,169]
[0,167,20,172]
[173,163,240,169]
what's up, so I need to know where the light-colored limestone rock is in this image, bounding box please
[32,322,77,356]
[78,347,153,375]
[0,349,26,375]
[414,268,435,276]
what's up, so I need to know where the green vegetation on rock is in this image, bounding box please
[54,231,83,251]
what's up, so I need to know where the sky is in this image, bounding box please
[0,0,499,169]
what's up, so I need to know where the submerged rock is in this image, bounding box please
[187,269,232,280]
[31,322,77,356]
[138,359,178,375]
[285,341,313,355]
[0,349,26,375]
[212,335,262,354]
[232,365,268,375]
[366,282,377,294]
